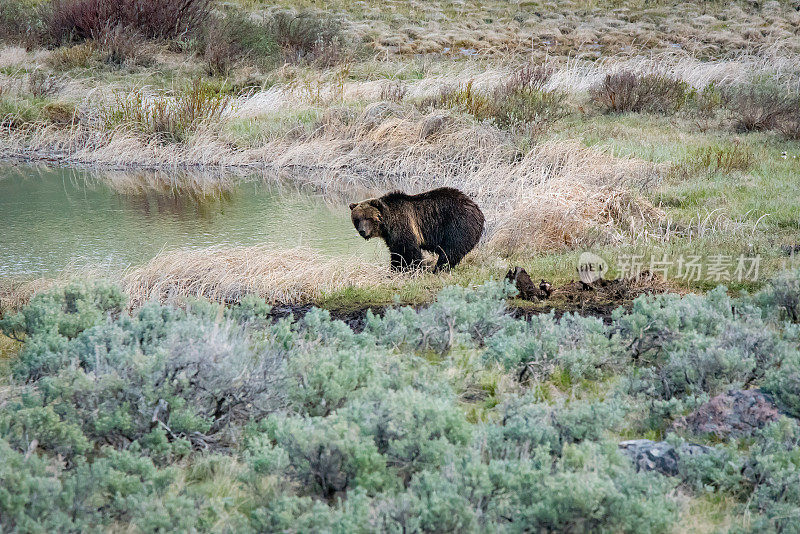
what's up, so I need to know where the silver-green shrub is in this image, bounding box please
[484,311,623,381]
[3,276,800,532]
[341,387,472,482]
[364,280,514,353]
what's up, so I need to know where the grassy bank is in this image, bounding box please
[2,29,799,293]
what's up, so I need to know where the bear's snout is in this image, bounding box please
[356,221,371,239]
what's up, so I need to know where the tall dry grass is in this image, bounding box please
[0,278,57,315]
[121,246,400,307]
[266,108,663,253]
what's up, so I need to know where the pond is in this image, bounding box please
[0,164,383,277]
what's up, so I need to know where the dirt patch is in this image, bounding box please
[268,272,673,331]
[507,269,674,323]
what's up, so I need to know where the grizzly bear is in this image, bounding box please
[349,187,484,272]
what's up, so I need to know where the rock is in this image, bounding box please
[619,439,679,475]
[619,439,713,476]
[672,389,782,439]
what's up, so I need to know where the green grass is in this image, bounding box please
[0,335,19,386]
[316,250,591,312]
[223,108,324,147]
[675,492,746,533]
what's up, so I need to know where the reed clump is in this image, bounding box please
[101,79,232,143]
[122,246,401,307]
[420,64,568,131]
[269,109,663,254]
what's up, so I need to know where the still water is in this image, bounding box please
[0,164,382,277]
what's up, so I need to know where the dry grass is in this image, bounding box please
[274,0,800,60]
[121,245,402,307]
[267,110,664,253]
[0,278,60,316]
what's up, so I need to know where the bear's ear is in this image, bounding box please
[369,199,387,214]
[349,203,357,210]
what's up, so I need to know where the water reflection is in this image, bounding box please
[0,164,382,277]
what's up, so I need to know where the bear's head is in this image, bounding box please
[349,199,386,240]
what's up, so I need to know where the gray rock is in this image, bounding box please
[619,439,713,476]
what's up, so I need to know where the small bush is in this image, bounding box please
[617,288,791,400]
[684,142,754,174]
[424,68,568,131]
[251,491,373,533]
[93,24,152,66]
[364,280,514,353]
[722,81,800,134]
[0,279,125,342]
[48,0,212,43]
[286,344,380,416]
[0,404,91,460]
[502,442,677,533]
[590,70,689,114]
[250,415,393,499]
[47,41,99,69]
[342,388,472,482]
[268,10,344,66]
[741,421,800,532]
[377,444,677,533]
[202,9,279,75]
[762,352,800,419]
[64,447,198,530]
[0,437,202,532]
[757,267,800,323]
[484,311,623,382]
[0,0,47,47]
[674,438,745,494]
[686,83,724,118]
[0,438,79,532]
[1,284,285,455]
[486,394,624,458]
[102,79,232,142]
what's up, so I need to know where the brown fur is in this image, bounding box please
[350,187,484,272]
[505,267,551,300]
